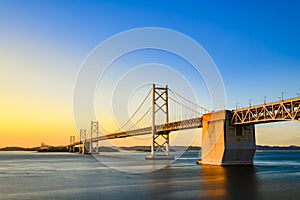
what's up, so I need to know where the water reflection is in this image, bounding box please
[201,165,259,200]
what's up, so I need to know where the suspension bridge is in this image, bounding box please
[68,84,300,165]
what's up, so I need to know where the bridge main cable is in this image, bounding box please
[99,88,152,134]
[168,88,210,113]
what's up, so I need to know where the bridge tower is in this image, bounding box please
[89,121,99,154]
[69,136,76,152]
[146,84,174,160]
[79,129,86,154]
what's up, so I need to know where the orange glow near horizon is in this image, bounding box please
[1,26,300,148]
[0,95,75,147]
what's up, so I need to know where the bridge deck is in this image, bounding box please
[70,97,300,146]
[232,97,300,125]
[71,117,202,145]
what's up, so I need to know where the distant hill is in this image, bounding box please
[256,145,300,150]
[119,146,201,152]
[0,146,67,152]
[1,145,299,152]
[119,145,300,152]
[98,147,119,152]
[0,146,39,151]
[38,146,68,152]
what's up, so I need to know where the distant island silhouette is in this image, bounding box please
[0,145,300,152]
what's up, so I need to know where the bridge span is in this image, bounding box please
[232,97,300,124]
[71,117,203,145]
[69,84,300,165]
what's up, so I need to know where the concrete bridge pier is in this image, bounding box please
[198,110,256,165]
[68,145,75,152]
[82,141,99,154]
[79,144,83,154]
[79,142,89,154]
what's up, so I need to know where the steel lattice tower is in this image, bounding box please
[146,84,174,160]
[69,135,76,152]
[79,129,86,154]
[90,121,99,154]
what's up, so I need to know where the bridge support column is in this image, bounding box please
[89,121,99,154]
[69,136,76,152]
[146,84,174,160]
[79,129,86,154]
[198,110,256,165]
[83,142,90,154]
[146,131,174,160]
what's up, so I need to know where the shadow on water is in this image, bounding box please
[200,165,259,200]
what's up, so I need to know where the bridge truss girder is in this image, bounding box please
[232,97,300,124]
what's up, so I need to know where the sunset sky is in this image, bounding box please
[1,0,300,147]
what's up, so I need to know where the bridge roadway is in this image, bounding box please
[232,96,300,124]
[71,117,203,146]
[71,96,300,146]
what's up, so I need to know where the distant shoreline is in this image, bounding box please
[0,145,300,152]
[0,146,40,151]
[0,146,68,152]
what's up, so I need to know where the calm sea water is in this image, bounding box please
[0,151,300,200]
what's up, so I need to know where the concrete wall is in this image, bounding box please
[82,142,90,154]
[200,110,256,165]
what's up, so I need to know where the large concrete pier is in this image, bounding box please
[198,110,256,165]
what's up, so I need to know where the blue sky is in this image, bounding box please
[1,0,300,146]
